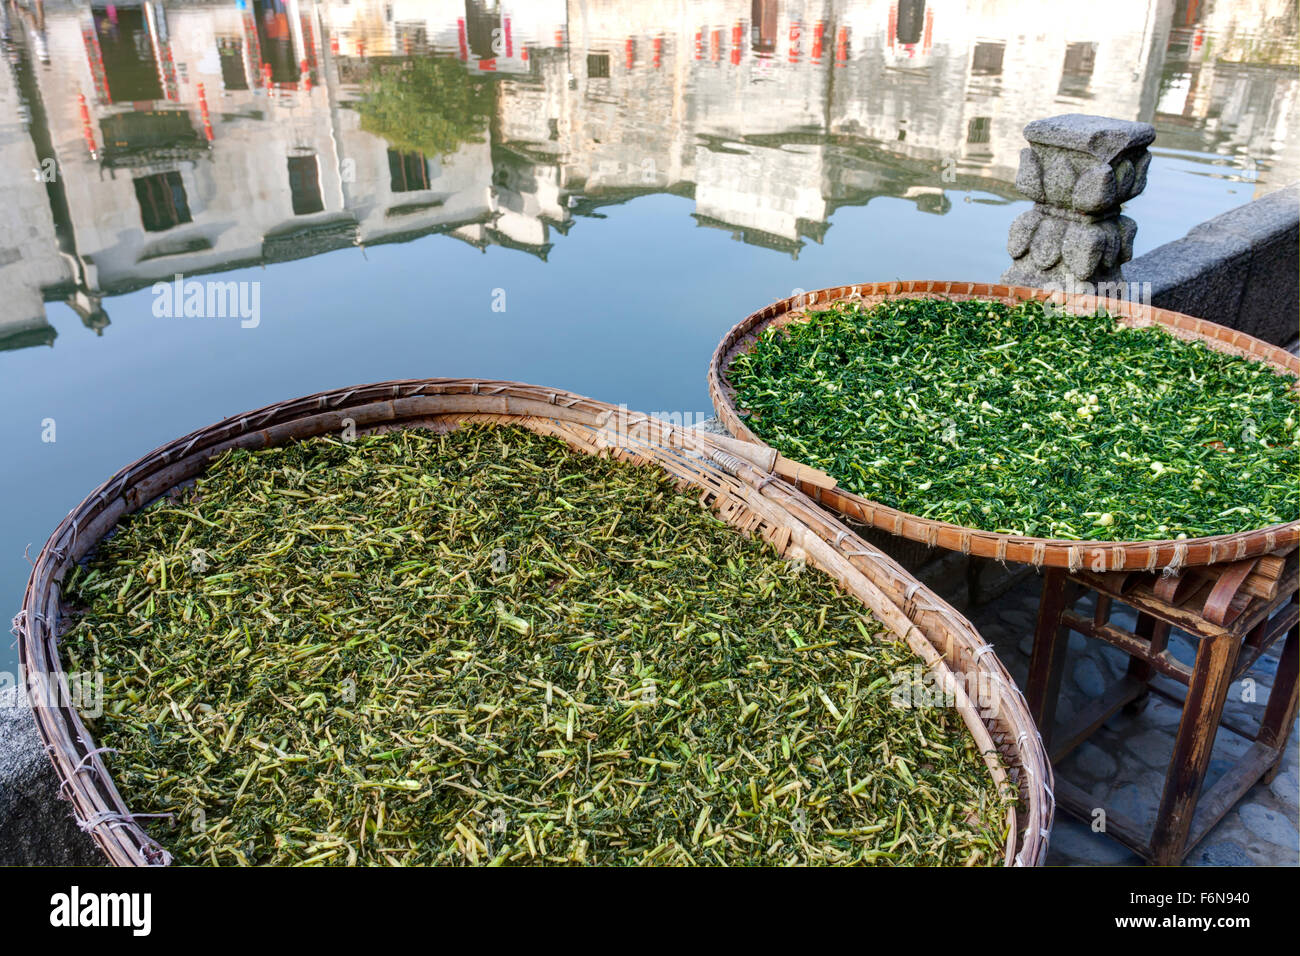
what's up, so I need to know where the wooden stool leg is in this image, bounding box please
[1149,631,1241,865]
[1258,608,1298,783]
[1026,569,1072,751]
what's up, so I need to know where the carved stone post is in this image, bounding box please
[1002,114,1155,289]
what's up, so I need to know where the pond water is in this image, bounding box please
[2,0,1298,672]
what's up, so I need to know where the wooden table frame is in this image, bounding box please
[1025,558,1298,866]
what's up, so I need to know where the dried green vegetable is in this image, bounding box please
[729,298,1299,541]
[61,425,1011,866]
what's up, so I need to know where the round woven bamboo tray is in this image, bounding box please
[709,280,1300,574]
[15,379,1051,867]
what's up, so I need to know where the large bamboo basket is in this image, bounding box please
[710,281,1300,574]
[15,379,1051,867]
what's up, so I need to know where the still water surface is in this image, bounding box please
[2,0,1298,670]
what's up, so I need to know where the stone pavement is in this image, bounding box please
[968,574,1299,867]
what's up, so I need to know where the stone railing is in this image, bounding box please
[1003,112,1299,348]
[1002,114,1154,289]
[1125,185,1300,347]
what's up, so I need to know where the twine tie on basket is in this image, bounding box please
[843,546,883,561]
[913,594,942,615]
[708,450,745,476]
[77,809,174,833]
[94,476,132,512]
[1144,546,1160,572]
[901,581,923,620]
[70,745,117,779]
[49,521,80,565]
[75,811,175,866]
[1030,542,1046,567]
[1067,546,1082,573]
[140,843,173,866]
[1162,542,1188,577]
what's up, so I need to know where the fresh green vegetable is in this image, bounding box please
[729,297,1299,541]
[61,425,1010,866]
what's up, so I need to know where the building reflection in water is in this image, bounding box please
[1,0,1297,351]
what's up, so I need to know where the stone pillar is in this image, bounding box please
[1002,114,1155,289]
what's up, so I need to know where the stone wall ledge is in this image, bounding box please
[1126,184,1299,346]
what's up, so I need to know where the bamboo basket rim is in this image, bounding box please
[708,280,1300,573]
[14,378,1052,867]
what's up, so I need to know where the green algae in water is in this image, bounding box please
[729,297,1300,542]
[60,425,1011,866]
